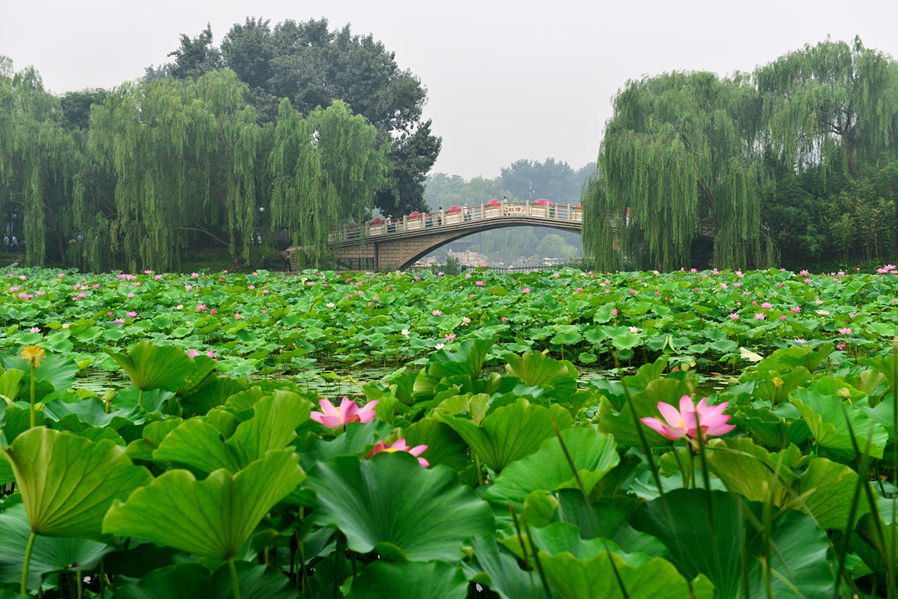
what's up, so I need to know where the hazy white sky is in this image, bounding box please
[4,0,898,179]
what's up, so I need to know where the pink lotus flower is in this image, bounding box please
[188,349,200,357]
[432,309,442,316]
[28,327,40,333]
[311,397,378,428]
[641,395,735,446]
[114,318,125,324]
[838,327,852,335]
[126,311,138,317]
[368,438,429,467]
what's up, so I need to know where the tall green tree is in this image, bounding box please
[160,18,440,216]
[80,71,265,270]
[756,37,898,180]
[269,99,387,268]
[586,72,775,271]
[0,57,77,265]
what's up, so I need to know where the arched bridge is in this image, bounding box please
[321,202,582,270]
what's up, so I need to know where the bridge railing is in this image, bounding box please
[334,201,583,242]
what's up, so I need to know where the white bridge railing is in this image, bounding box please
[334,201,582,243]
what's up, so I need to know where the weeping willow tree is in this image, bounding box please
[756,37,898,180]
[269,99,387,268]
[0,57,78,265]
[80,70,264,271]
[585,72,776,271]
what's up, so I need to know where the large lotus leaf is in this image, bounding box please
[427,338,493,380]
[125,419,183,462]
[350,560,469,599]
[798,457,871,530]
[0,368,23,401]
[3,354,78,397]
[107,341,196,391]
[554,491,667,556]
[751,345,830,374]
[154,394,308,473]
[440,398,573,472]
[503,521,646,564]
[0,403,39,446]
[103,449,304,560]
[486,427,620,508]
[504,351,578,400]
[0,504,113,588]
[403,418,469,471]
[503,522,712,599]
[153,419,242,473]
[2,427,152,537]
[114,562,294,599]
[301,420,395,471]
[307,453,494,562]
[704,438,798,506]
[632,489,833,599]
[462,536,545,599]
[181,375,249,415]
[792,389,888,458]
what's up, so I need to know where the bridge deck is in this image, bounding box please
[332,201,582,246]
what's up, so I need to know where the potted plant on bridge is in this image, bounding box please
[407,211,424,230]
[531,198,552,217]
[445,206,463,224]
[369,217,385,235]
[485,199,502,217]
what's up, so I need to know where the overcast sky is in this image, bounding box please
[4,0,898,179]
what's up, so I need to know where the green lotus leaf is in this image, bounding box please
[462,536,545,599]
[792,389,888,458]
[307,453,494,562]
[798,457,871,530]
[704,438,798,505]
[113,562,294,599]
[503,522,712,599]
[0,504,113,588]
[350,560,469,599]
[440,398,573,473]
[2,427,152,537]
[154,393,309,473]
[486,427,620,508]
[107,341,196,391]
[504,351,579,400]
[427,338,493,380]
[632,489,833,599]
[3,354,78,397]
[103,449,304,560]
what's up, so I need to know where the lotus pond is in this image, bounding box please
[1,265,898,598]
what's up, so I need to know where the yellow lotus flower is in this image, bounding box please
[20,345,46,367]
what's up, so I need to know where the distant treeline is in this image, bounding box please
[0,18,438,271]
[585,37,898,271]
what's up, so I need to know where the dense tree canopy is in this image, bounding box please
[585,37,898,271]
[159,18,440,216]
[1,58,387,271]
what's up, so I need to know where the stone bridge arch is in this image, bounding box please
[285,201,584,271]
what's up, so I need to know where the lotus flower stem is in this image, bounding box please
[20,530,36,595]
[28,366,36,428]
[228,557,242,599]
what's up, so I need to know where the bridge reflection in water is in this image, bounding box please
[324,201,583,271]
